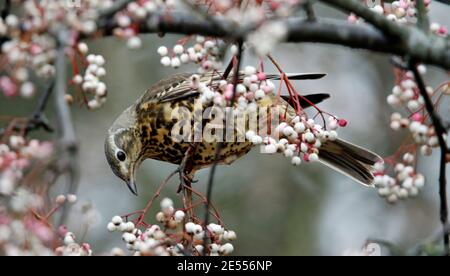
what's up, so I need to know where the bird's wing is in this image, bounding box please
[137,72,327,105]
[137,73,194,104]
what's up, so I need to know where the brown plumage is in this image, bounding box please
[105,72,382,195]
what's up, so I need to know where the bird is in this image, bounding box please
[105,72,382,196]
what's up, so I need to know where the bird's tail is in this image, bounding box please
[319,139,383,186]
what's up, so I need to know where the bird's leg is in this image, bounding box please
[177,144,198,220]
[181,170,196,221]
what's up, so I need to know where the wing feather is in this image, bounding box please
[137,72,327,106]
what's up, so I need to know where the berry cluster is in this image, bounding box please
[0,189,81,256]
[0,0,174,108]
[387,66,443,157]
[112,0,168,50]
[0,130,87,255]
[71,43,108,110]
[190,65,276,106]
[349,1,448,36]
[0,215,55,256]
[55,231,93,256]
[386,66,427,110]
[158,36,224,73]
[107,198,236,256]
[0,137,53,195]
[255,115,345,166]
[0,0,107,98]
[373,153,425,203]
[380,63,449,203]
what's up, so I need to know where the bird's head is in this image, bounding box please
[105,106,143,196]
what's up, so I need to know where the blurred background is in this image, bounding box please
[1,2,449,256]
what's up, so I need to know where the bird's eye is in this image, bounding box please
[116,150,126,162]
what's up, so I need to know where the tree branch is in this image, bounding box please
[25,80,55,135]
[302,0,317,22]
[319,0,405,38]
[410,61,449,256]
[54,31,80,225]
[105,12,450,69]
[1,0,11,20]
[435,0,450,5]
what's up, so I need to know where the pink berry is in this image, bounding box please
[411,113,423,122]
[438,26,448,35]
[224,88,234,100]
[270,2,280,10]
[246,92,255,101]
[257,72,266,81]
[0,76,18,97]
[30,44,43,55]
[338,119,348,127]
[58,225,68,237]
[82,243,91,251]
[348,14,358,23]
[303,153,310,162]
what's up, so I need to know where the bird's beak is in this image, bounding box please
[127,179,138,196]
[126,163,138,196]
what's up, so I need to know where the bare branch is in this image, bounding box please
[302,0,317,22]
[1,0,11,20]
[54,32,80,225]
[434,0,450,5]
[410,61,449,256]
[25,80,55,135]
[385,0,449,4]
[103,12,450,69]
[319,0,405,38]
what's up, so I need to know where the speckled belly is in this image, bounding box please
[191,141,254,170]
[140,122,254,169]
[139,99,257,169]
[144,138,253,170]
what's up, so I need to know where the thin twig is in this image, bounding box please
[435,0,450,5]
[0,81,55,137]
[415,0,430,32]
[303,0,317,21]
[410,61,449,256]
[410,223,450,255]
[203,40,244,254]
[178,146,196,220]
[54,31,80,226]
[24,81,55,135]
[1,0,11,20]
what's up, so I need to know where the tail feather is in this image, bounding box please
[281,93,330,109]
[319,139,383,186]
[267,73,327,80]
